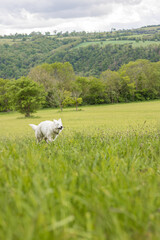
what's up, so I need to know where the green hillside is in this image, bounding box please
[0,25,160,78]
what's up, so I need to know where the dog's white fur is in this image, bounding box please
[29,118,63,143]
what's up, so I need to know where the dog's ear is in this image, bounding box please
[58,118,62,125]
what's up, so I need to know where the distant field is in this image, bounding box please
[75,40,160,49]
[0,38,22,45]
[141,26,160,31]
[1,102,160,240]
[0,101,160,138]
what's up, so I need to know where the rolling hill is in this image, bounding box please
[0,24,160,79]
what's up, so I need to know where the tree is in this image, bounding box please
[71,81,83,111]
[0,78,11,112]
[28,65,53,91]
[8,77,46,117]
[118,59,160,100]
[75,77,90,103]
[55,87,72,111]
[118,71,136,102]
[118,60,150,90]
[48,62,75,90]
[28,65,57,107]
[100,70,121,103]
[29,62,76,107]
[72,97,83,111]
[85,77,107,104]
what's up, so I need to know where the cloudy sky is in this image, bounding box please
[0,0,160,35]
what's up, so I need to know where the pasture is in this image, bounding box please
[0,101,160,240]
[0,38,22,45]
[74,40,160,49]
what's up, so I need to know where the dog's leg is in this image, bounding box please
[36,137,42,143]
[53,135,58,141]
[35,130,41,143]
[45,136,53,143]
[48,137,53,143]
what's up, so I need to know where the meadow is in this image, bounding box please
[75,40,160,49]
[0,101,160,240]
[0,39,22,45]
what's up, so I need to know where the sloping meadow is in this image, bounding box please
[0,102,160,240]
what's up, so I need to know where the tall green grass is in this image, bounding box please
[0,102,160,240]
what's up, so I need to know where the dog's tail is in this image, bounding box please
[29,124,37,131]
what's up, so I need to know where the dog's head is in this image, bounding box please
[53,118,63,133]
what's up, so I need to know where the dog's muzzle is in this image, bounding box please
[58,126,63,130]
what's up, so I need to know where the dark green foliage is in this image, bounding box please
[8,77,46,117]
[0,78,11,112]
[29,62,76,110]
[1,26,160,79]
[0,36,77,79]
[118,59,160,102]
[82,77,107,104]
[59,44,160,77]
[1,58,160,112]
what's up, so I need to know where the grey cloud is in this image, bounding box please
[0,0,142,19]
[0,0,159,35]
[114,0,141,4]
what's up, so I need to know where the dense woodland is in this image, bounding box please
[0,25,160,115]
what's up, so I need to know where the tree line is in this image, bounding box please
[1,59,160,116]
[1,25,160,40]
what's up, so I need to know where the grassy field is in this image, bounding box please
[75,40,160,49]
[0,39,23,45]
[0,101,160,240]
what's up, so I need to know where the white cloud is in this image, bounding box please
[0,0,159,35]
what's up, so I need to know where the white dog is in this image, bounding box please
[29,118,63,143]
